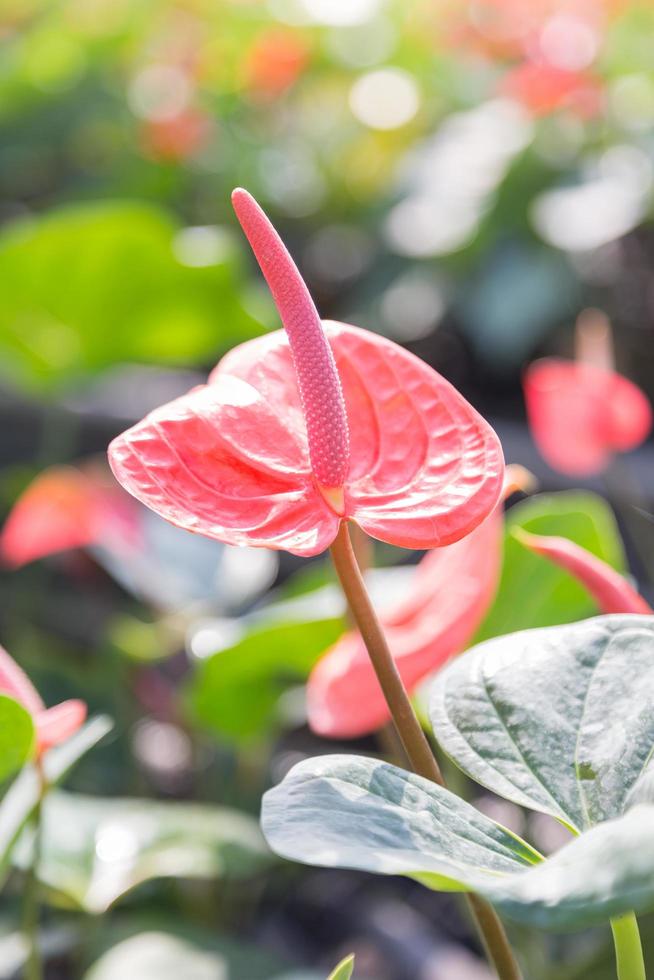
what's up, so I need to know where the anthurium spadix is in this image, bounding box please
[108,189,504,557]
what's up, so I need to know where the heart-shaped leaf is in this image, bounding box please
[430,614,654,831]
[262,754,541,892]
[0,695,35,783]
[17,790,272,912]
[263,754,654,929]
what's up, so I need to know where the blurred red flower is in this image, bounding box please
[524,358,652,477]
[0,645,86,755]
[108,190,504,557]
[0,466,138,569]
[500,62,602,116]
[243,29,310,99]
[141,107,211,162]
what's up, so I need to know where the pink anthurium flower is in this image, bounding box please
[0,465,138,569]
[108,190,504,557]
[307,465,532,738]
[513,527,653,615]
[0,645,86,755]
[523,358,652,477]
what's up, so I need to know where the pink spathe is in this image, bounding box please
[108,190,504,557]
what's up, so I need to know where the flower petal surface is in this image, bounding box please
[308,508,502,738]
[113,321,502,556]
[109,368,338,557]
[35,699,87,753]
[524,359,652,477]
[220,321,504,549]
[0,645,43,716]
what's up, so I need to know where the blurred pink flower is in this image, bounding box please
[0,645,86,756]
[523,358,651,477]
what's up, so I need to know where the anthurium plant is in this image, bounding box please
[101,190,654,979]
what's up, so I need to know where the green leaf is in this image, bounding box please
[187,615,344,742]
[0,694,34,783]
[327,954,355,980]
[474,491,626,643]
[18,791,272,912]
[262,754,541,893]
[82,923,300,980]
[431,614,654,831]
[186,568,414,742]
[0,716,111,883]
[0,202,266,391]
[263,754,654,929]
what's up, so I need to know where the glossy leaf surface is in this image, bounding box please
[262,755,540,890]
[524,358,651,476]
[263,753,654,929]
[431,615,654,830]
[110,322,503,556]
[16,791,272,912]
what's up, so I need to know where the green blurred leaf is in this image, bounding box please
[0,716,112,883]
[0,695,34,784]
[431,615,654,830]
[0,202,266,391]
[187,567,416,743]
[263,753,654,929]
[82,922,301,980]
[18,790,272,912]
[475,491,626,643]
[187,614,344,743]
[327,954,355,980]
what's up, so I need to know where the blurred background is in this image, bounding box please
[1,0,654,977]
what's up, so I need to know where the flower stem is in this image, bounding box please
[330,522,443,784]
[23,761,46,980]
[611,913,646,980]
[329,522,522,980]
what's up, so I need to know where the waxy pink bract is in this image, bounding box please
[108,192,504,557]
[524,358,652,477]
[0,645,86,755]
[0,466,137,568]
